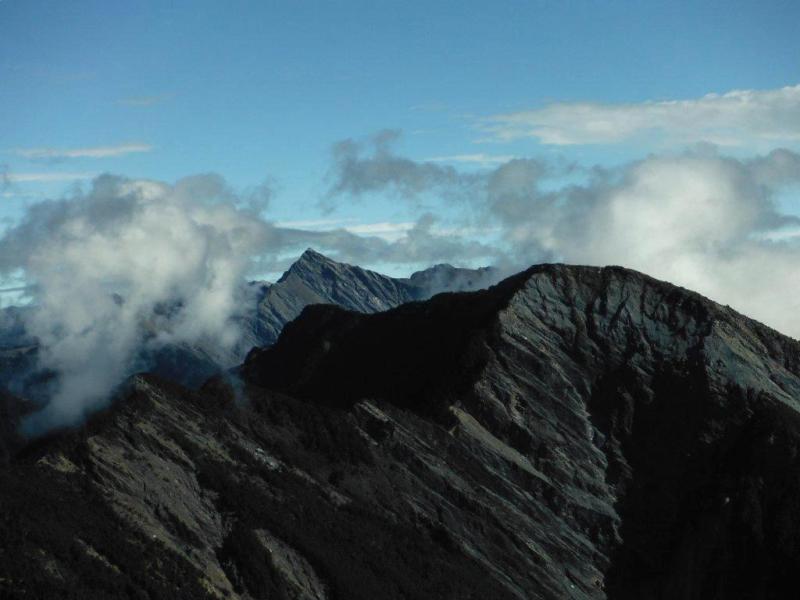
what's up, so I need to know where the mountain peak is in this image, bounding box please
[276,248,338,284]
[297,247,331,264]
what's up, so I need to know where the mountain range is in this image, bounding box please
[2,255,800,599]
[0,249,499,393]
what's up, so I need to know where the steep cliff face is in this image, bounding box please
[2,264,800,599]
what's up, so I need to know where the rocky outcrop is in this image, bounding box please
[2,264,800,599]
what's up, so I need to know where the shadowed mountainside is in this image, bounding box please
[2,264,800,599]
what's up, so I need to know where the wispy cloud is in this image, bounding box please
[344,221,415,241]
[3,172,95,183]
[275,217,356,229]
[484,84,800,146]
[277,218,417,242]
[277,217,492,244]
[15,143,153,160]
[117,94,172,107]
[429,153,517,166]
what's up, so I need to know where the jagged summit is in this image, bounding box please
[276,247,337,283]
[299,246,328,261]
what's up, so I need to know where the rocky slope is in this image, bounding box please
[2,264,800,599]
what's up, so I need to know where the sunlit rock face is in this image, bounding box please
[2,263,800,599]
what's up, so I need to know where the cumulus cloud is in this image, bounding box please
[328,136,800,338]
[0,171,497,429]
[428,153,518,166]
[2,171,95,183]
[0,174,274,428]
[484,84,800,146]
[325,129,481,203]
[491,149,800,336]
[16,143,153,160]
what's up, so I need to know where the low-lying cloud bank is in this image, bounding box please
[327,133,800,338]
[0,172,493,430]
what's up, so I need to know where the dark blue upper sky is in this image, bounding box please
[3,2,798,172]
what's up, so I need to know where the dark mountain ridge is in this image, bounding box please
[2,263,800,599]
[0,249,497,393]
[244,248,498,351]
[246,263,800,597]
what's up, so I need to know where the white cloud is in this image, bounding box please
[117,94,171,107]
[16,143,153,159]
[3,172,95,182]
[429,153,518,166]
[484,84,800,146]
[486,150,800,337]
[0,171,498,430]
[344,221,415,242]
[276,218,417,242]
[275,217,356,229]
[0,174,272,428]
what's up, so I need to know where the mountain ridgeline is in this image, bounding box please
[2,258,800,599]
[243,248,500,351]
[0,249,500,392]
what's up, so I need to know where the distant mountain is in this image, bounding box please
[0,249,498,391]
[243,248,498,350]
[3,264,800,598]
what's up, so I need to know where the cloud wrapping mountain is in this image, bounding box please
[0,173,498,429]
[3,128,800,431]
[327,135,800,337]
[0,174,274,428]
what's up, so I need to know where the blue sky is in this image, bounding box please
[3,1,798,206]
[2,1,800,289]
